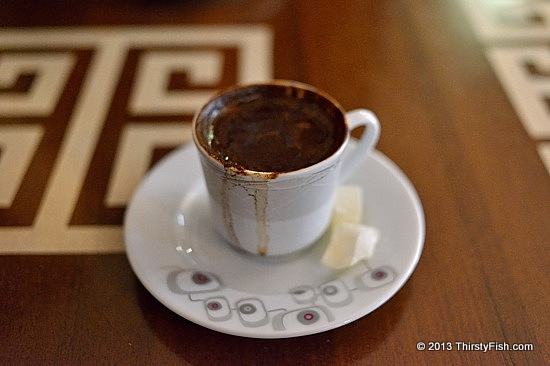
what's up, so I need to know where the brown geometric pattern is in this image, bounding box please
[458,0,550,174]
[0,26,272,253]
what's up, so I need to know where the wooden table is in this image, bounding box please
[1,1,548,364]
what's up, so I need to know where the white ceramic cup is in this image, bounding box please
[192,80,380,257]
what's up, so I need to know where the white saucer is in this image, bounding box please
[124,144,425,338]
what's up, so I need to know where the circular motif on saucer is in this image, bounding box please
[239,303,257,315]
[297,309,320,325]
[206,300,223,311]
[371,269,387,280]
[192,272,211,285]
[322,285,338,296]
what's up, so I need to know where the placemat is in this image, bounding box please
[458,0,550,174]
[0,25,273,253]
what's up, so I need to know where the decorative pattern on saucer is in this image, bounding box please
[124,144,424,338]
[164,265,396,333]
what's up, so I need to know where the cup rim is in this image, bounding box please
[192,79,351,180]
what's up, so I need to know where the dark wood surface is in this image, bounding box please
[1,1,548,365]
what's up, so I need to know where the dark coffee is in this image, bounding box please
[196,84,346,173]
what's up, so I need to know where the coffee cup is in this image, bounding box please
[192,80,380,257]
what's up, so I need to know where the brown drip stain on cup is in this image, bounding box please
[195,82,346,255]
[218,173,269,256]
[219,175,242,250]
[252,182,269,256]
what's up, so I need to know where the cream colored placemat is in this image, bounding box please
[457,0,550,175]
[0,25,273,253]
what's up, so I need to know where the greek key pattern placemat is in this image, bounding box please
[458,0,550,175]
[0,25,273,253]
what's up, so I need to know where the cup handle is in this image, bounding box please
[340,109,381,181]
